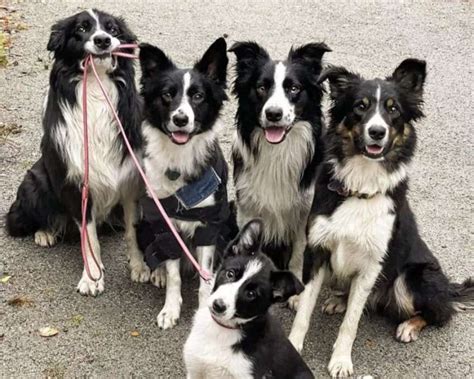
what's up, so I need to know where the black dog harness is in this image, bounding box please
[136,158,231,270]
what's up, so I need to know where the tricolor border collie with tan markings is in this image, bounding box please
[137,38,230,329]
[289,59,474,377]
[6,9,147,296]
[184,219,313,379]
[229,41,331,285]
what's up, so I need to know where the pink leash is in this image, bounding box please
[80,46,211,283]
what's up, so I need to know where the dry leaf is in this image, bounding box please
[7,296,33,307]
[0,275,12,283]
[130,330,140,337]
[71,314,84,327]
[39,327,59,337]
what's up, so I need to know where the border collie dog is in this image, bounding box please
[229,42,330,285]
[137,38,230,329]
[184,219,313,379]
[5,9,148,296]
[289,59,474,377]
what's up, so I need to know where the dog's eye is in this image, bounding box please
[162,93,172,103]
[256,85,266,96]
[289,85,301,95]
[388,105,398,114]
[247,290,257,300]
[77,26,86,33]
[386,99,399,114]
[225,270,235,280]
[354,99,369,112]
[192,93,204,103]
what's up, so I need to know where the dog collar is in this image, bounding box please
[211,314,240,330]
[328,179,379,199]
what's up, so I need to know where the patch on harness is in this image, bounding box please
[175,167,221,209]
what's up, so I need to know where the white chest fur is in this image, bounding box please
[308,195,395,279]
[184,308,253,379]
[234,121,315,243]
[53,67,136,220]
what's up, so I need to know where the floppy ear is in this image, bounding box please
[317,65,361,99]
[288,42,331,76]
[115,16,137,43]
[391,58,426,95]
[226,219,263,257]
[139,43,175,78]
[229,41,269,62]
[47,17,73,53]
[194,37,228,85]
[270,271,304,303]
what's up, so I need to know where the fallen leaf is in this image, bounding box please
[39,327,59,337]
[130,330,140,337]
[7,296,33,307]
[365,338,376,348]
[71,314,84,327]
[0,275,12,283]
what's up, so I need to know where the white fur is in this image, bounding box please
[184,307,254,379]
[84,9,120,57]
[393,273,415,317]
[364,85,389,145]
[169,71,196,134]
[260,62,295,126]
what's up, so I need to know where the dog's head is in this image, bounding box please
[230,41,330,145]
[139,38,228,145]
[319,59,426,166]
[47,9,136,68]
[209,219,304,328]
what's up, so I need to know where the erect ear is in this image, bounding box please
[226,219,263,257]
[139,43,175,78]
[194,37,228,85]
[47,16,74,53]
[228,41,270,74]
[317,65,361,99]
[288,42,331,76]
[391,58,426,95]
[115,16,137,43]
[270,271,304,303]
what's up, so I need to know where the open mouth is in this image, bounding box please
[170,131,191,145]
[263,126,290,144]
[365,144,384,157]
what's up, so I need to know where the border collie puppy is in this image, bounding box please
[137,38,230,329]
[289,59,474,377]
[184,219,313,379]
[229,41,330,285]
[6,9,147,296]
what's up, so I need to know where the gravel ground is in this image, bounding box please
[1,1,473,378]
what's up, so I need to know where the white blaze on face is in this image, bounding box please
[84,9,120,56]
[363,85,389,156]
[168,71,196,144]
[208,259,263,321]
[260,62,296,144]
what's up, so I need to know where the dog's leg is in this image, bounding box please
[288,228,307,310]
[122,198,150,283]
[328,265,381,378]
[157,259,182,330]
[77,218,105,296]
[196,245,214,308]
[34,230,57,247]
[150,266,167,288]
[396,315,427,343]
[289,265,327,352]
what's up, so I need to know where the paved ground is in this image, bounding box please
[1,1,473,378]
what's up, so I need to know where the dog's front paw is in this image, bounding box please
[34,230,56,247]
[328,354,353,378]
[150,266,167,288]
[77,270,104,297]
[157,300,182,330]
[396,319,421,343]
[130,261,150,283]
[287,294,300,311]
[322,295,347,315]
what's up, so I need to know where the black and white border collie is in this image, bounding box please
[6,9,148,296]
[229,42,330,292]
[184,219,313,379]
[137,38,230,329]
[289,59,474,377]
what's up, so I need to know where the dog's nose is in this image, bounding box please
[265,107,283,122]
[368,125,387,141]
[172,114,189,127]
[94,35,111,49]
[212,299,227,314]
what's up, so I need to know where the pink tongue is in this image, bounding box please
[171,132,190,144]
[264,127,286,144]
[366,145,383,155]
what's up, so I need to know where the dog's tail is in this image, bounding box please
[6,198,38,237]
[450,278,474,312]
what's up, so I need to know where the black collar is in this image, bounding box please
[328,179,379,199]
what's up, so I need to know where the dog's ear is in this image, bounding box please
[229,41,269,76]
[317,65,361,99]
[391,58,426,95]
[270,271,304,303]
[194,37,228,85]
[139,43,175,78]
[47,16,74,53]
[115,16,137,43]
[288,42,331,78]
[226,219,263,257]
